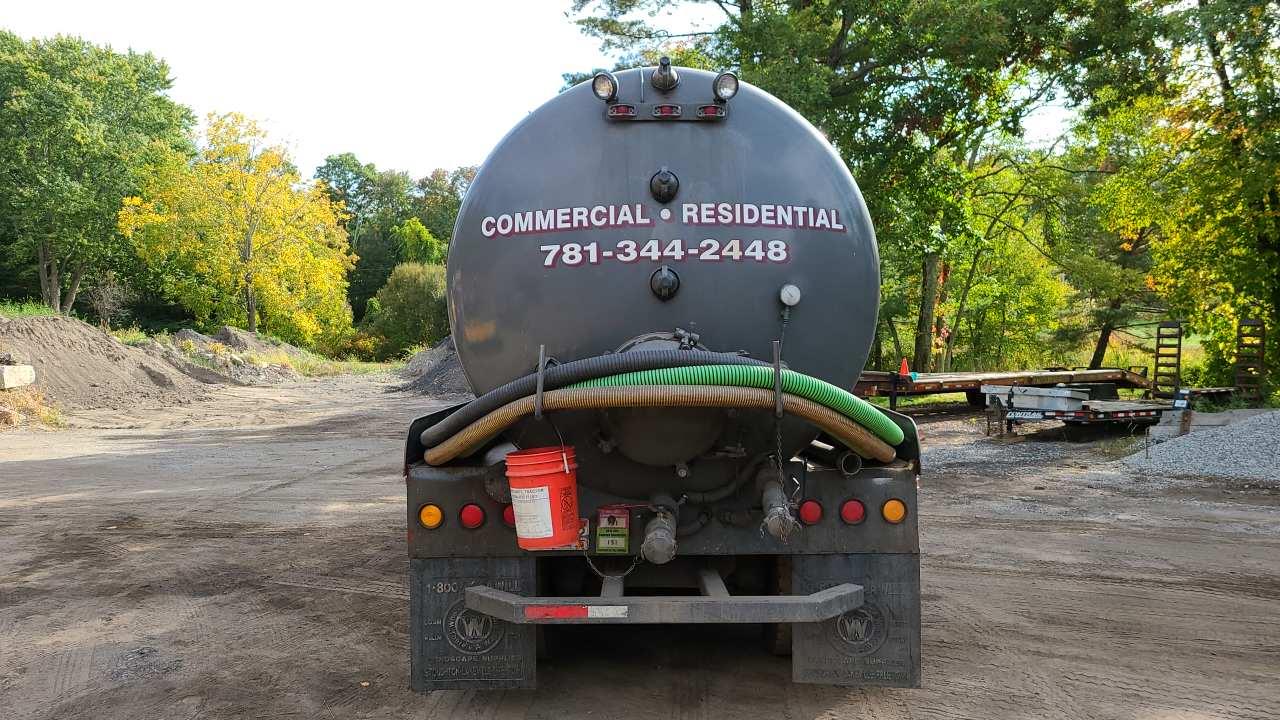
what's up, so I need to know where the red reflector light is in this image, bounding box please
[653,104,682,118]
[840,499,866,525]
[501,504,516,528]
[798,500,823,525]
[697,104,726,119]
[608,104,637,118]
[459,504,485,529]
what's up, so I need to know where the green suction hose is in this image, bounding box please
[570,364,905,446]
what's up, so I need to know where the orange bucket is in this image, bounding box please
[505,446,580,550]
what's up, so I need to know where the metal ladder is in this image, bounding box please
[1234,319,1266,402]
[1153,321,1182,399]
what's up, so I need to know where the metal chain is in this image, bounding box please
[581,549,641,580]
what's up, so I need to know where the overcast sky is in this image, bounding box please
[4,1,1069,179]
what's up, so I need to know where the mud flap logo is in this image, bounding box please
[832,601,889,656]
[444,599,504,655]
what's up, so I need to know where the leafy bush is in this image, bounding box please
[361,262,449,360]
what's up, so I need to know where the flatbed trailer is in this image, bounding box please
[856,367,1151,406]
[987,393,1171,436]
[1001,400,1169,424]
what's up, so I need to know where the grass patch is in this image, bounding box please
[110,326,152,346]
[0,387,64,429]
[867,391,972,408]
[1098,434,1144,460]
[245,348,401,377]
[0,300,58,319]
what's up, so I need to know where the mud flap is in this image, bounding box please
[791,554,921,687]
[409,557,537,690]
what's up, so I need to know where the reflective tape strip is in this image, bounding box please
[525,605,587,619]
[523,605,630,620]
[588,605,629,619]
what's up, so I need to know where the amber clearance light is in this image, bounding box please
[418,504,443,530]
[881,499,907,524]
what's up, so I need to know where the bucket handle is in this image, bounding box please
[532,344,571,474]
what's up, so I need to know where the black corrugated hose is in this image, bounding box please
[419,350,769,448]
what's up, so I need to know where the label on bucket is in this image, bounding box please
[509,486,554,539]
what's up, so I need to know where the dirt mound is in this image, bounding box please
[214,326,307,357]
[148,327,298,386]
[0,316,204,410]
[401,336,472,397]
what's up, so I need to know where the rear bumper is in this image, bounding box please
[466,581,863,624]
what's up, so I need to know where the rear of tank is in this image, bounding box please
[402,65,921,692]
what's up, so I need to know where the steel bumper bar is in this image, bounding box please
[465,582,863,624]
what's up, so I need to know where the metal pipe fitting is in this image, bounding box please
[640,493,679,564]
[758,469,799,543]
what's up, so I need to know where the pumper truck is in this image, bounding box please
[403,60,921,690]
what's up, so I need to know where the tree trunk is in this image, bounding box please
[912,253,942,371]
[943,249,983,372]
[1089,299,1124,369]
[1089,323,1113,369]
[931,261,952,371]
[60,266,84,315]
[886,318,904,365]
[37,240,61,311]
[244,275,257,333]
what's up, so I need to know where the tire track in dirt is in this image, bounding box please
[268,571,409,599]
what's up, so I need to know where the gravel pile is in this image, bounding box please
[1123,410,1280,485]
[400,336,472,397]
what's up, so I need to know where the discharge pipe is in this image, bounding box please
[640,493,679,565]
[758,468,799,543]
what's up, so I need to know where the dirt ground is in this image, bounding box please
[1,374,1277,719]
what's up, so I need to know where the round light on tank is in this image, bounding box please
[592,72,618,102]
[713,72,739,101]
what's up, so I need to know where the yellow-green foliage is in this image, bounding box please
[119,113,356,353]
[246,348,395,377]
[110,326,150,346]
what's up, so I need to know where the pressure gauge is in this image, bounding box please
[779,284,802,307]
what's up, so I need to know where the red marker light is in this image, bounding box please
[653,104,682,118]
[608,104,637,118]
[697,104,726,119]
[798,500,823,525]
[501,504,516,528]
[459,504,486,529]
[840,499,866,525]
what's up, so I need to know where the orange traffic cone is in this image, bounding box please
[898,357,910,376]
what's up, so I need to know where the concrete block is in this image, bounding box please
[0,364,35,390]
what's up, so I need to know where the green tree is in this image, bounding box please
[415,167,476,246]
[394,217,445,265]
[361,262,449,360]
[314,154,419,319]
[0,31,191,313]
[1071,1,1279,377]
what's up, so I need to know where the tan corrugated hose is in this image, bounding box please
[423,385,896,466]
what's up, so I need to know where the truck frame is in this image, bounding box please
[403,403,922,690]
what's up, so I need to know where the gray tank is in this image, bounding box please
[446,66,880,495]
